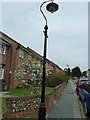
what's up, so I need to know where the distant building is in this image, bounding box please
[0,31,62,90]
[64,68,68,72]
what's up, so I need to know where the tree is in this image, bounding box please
[67,68,70,76]
[14,59,53,88]
[71,66,81,78]
[46,70,67,87]
[82,71,87,77]
[15,59,43,87]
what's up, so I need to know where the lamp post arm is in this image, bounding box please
[40,0,54,25]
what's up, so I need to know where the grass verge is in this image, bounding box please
[6,87,53,96]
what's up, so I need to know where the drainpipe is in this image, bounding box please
[7,46,12,90]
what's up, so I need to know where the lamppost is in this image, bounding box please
[39,0,59,120]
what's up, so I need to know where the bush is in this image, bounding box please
[16,86,24,89]
[46,70,67,87]
[2,97,6,114]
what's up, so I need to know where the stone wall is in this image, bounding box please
[6,95,40,113]
[3,83,66,118]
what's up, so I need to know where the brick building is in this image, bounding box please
[0,31,61,90]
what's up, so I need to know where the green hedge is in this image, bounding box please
[46,71,67,87]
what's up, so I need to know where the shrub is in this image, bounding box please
[46,70,67,87]
[16,86,24,89]
[2,97,6,114]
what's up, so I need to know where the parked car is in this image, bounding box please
[76,77,88,95]
[79,80,90,116]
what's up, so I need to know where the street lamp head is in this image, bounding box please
[46,2,59,13]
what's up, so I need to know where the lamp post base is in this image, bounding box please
[39,103,46,120]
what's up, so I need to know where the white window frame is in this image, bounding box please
[28,54,32,60]
[0,44,6,55]
[0,68,4,79]
[18,48,24,59]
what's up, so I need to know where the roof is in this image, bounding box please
[0,31,62,70]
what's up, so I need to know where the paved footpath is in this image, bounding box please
[47,80,86,119]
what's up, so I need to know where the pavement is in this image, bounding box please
[47,80,86,119]
[0,92,2,97]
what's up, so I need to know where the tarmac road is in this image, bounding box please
[47,80,86,119]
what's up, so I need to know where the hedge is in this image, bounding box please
[46,71,67,87]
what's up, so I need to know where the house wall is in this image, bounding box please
[3,46,11,88]
[0,32,62,89]
[0,33,19,88]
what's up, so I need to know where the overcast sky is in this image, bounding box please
[1,0,89,72]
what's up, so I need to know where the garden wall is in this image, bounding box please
[3,83,66,118]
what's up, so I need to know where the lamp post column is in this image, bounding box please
[39,24,48,120]
[39,1,59,119]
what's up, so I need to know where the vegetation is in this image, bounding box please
[7,87,53,96]
[0,97,6,115]
[66,68,71,77]
[46,71,67,87]
[14,59,55,89]
[15,60,43,88]
[0,97,2,115]
[71,66,81,78]
[2,97,6,114]
[82,71,87,77]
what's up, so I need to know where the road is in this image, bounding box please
[47,80,86,119]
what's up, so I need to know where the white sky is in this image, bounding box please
[1,0,90,2]
[0,0,89,71]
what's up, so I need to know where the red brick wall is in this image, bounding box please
[3,46,11,88]
[2,34,29,88]
[1,32,62,89]
[2,34,19,88]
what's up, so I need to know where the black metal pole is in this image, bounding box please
[39,24,48,120]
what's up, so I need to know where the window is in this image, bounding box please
[0,68,4,79]
[0,44,6,54]
[28,54,32,60]
[18,48,24,59]
[37,61,41,67]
